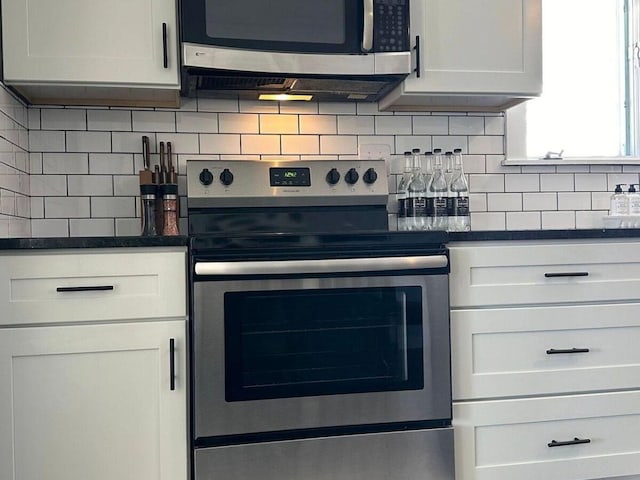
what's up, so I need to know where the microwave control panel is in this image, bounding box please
[374,0,409,52]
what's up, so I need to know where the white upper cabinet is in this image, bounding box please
[380,0,542,112]
[1,0,180,106]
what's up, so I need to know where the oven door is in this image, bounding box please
[192,255,451,443]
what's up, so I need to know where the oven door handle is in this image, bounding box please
[195,255,448,276]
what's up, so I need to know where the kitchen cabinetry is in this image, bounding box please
[0,247,188,480]
[1,0,180,107]
[379,0,542,112]
[449,240,640,480]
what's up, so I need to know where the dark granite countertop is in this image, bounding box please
[0,236,189,250]
[1,229,640,251]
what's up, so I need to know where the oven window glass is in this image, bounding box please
[204,0,346,44]
[224,287,423,401]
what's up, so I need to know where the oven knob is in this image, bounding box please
[220,168,234,186]
[199,168,214,186]
[326,168,341,185]
[363,167,378,185]
[345,168,359,185]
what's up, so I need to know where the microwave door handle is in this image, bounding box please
[362,0,374,52]
[195,255,448,276]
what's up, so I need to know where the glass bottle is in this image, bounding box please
[397,151,413,231]
[140,184,157,236]
[407,148,427,230]
[448,148,470,231]
[427,150,448,231]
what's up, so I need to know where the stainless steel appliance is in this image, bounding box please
[180,0,412,101]
[187,159,454,480]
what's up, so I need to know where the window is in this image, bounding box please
[507,0,640,160]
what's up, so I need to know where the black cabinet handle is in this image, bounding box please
[162,23,169,69]
[169,338,176,391]
[56,285,114,293]
[413,35,421,78]
[547,348,590,355]
[544,272,589,278]
[548,437,591,448]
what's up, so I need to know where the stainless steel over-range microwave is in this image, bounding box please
[180,0,412,102]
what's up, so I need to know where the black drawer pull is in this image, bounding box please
[169,338,176,391]
[547,348,590,355]
[544,272,589,278]
[548,437,591,448]
[56,285,114,293]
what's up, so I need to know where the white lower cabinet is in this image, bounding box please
[0,319,187,480]
[454,391,640,480]
[450,240,640,480]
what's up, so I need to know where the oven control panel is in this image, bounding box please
[187,159,388,208]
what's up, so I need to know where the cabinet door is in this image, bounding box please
[1,0,179,87]
[0,320,187,480]
[405,0,542,95]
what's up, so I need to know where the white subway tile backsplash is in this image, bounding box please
[281,135,319,155]
[69,218,114,237]
[28,108,41,130]
[591,165,623,173]
[43,153,88,174]
[45,197,90,218]
[241,135,280,154]
[156,133,200,154]
[239,100,279,114]
[432,136,467,154]
[132,111,175,132]
[200,134,241,154]
[469,174,504,193]
[176,112,218,133]
[470,212,506,230]
[115,218,141,236]
[68,175,113,196]
[357,136,395,154]
[113,175,139,196]
[30,197,44,218]
[260,114,299,134]
[320,136,358,155]
[112,132,155,153]
[576,210,607,229]
[484,116,505,135]
[41,109,86,131]
[558,192,591,211]
[468,135,503,155]
[87,110,132,131]
[279,102,318,115]
[31,219,69,237]
[542,211,576,230]
[30,175,67,196]
[90,197,135,218]
[66,131,110,153]
[487,193,522,211]
[356,103,391,115]
[506,211,541,230]
[556,165,590,173]
[607,174,640,191]
[591,192,611,211]
[29,130,65,152]
[521,165,555,173]
[505,174,539,192]
[449,116,484,135]
[540,174,574,192]
[413,116,448,135]
[338,116,375,135]
[575,174,607,192]
[89,153,134,175]
[318,103,356,115]
[375,116,412,135]
[469,193,488,212]
[299,115,337,134]
[218,113,260,133]
[522,192,557,211]
[197,98,239,113]
[486,155,519,174]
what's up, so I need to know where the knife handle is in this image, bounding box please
[142,136,150,170]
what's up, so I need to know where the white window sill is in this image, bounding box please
[502,157,640,166]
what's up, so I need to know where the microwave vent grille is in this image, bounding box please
[197,76,290,91]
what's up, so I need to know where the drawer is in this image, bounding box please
[449,240,640,307]
[454,391,640,480]
[451,303,640,400]
[0,248,186,325]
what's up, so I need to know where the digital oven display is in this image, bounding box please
[269,167,311,187]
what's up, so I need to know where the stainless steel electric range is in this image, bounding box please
[187,159,454,480]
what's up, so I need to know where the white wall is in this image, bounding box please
[0,83,30,238]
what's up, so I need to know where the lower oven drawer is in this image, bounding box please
[454,391,640,480]
[194,428,454,480]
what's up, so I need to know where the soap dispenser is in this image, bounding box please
[610,184,628,215]
[628,184,640,216]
